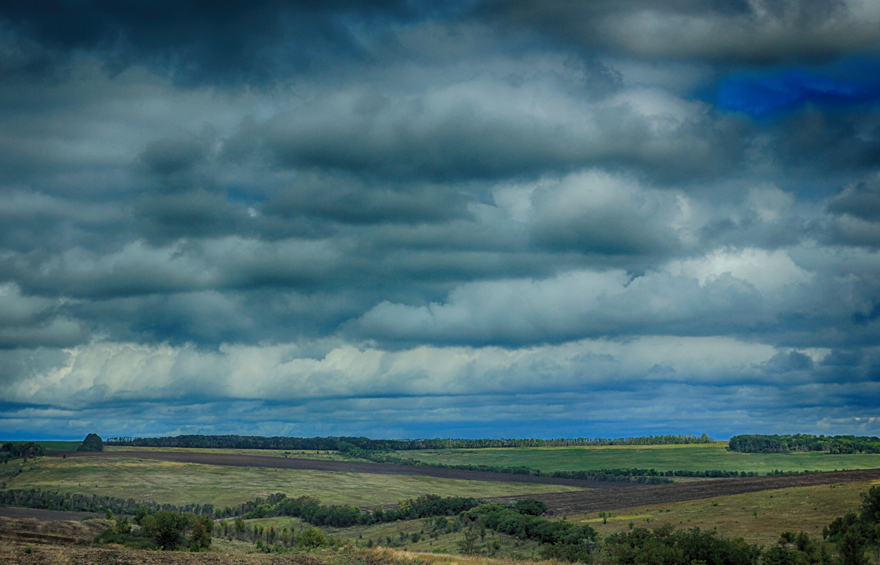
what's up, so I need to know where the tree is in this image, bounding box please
[77,433,103,452]
[458,528,479,554]
[838,530,869,565]
[141,511,191,550]
[188,516,213,551]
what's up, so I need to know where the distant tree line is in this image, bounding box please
[0,489,214,517]
[729,434,880,454]
[105,433,714,451]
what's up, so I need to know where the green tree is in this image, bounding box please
[298,527,328,549]
[188,516,212,551]
[141,511,191,550]
[77,433,103,452]
[838,530,869,565]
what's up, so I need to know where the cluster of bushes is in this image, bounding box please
[0,488,214,517]
[463,501,598,562]
[96,508,213,551]
[228,493,485,527]
[822,485,880,564]
[604,524,762,565]
[105,433,715,451]
[0,442,44,463]
[729,434,880,454]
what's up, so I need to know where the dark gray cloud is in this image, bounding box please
[479,0,880,64]
[1,1,880,439]
[0,0,463,85]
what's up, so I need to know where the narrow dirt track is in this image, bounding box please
[46,450,634,490]
[504,468,880,516]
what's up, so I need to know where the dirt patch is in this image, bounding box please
[0,543,398,565]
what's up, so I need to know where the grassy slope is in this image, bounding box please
[393,442,880,474]
[0,455,584,508]
[569,479,878,547]
[238,479,880,551]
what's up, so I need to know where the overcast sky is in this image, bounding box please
[2,0,880,441]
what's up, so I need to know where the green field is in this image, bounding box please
[393,442,880,474]
[0,455,584,508]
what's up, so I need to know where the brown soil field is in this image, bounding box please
[47,451,631,490]
[505,468,880,516]
[0,507,101,521]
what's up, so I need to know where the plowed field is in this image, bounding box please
[503,468,880,515]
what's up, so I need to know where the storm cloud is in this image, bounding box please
[1,1,880,440]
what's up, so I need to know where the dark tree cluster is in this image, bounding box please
[464,502,598,562]
[604,524,761,565]
[729,434,880,454]
[96,508,213,551]
[0,442,44,463]
[0,489,214,517]
[223,493,485,528]
[77,433,103,452]
[822,486,880,565]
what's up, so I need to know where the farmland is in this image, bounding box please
[391,442,880,474]
[0,453,586,508]
[3,439,880,564]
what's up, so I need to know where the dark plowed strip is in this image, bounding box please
[45,450,634,490]
[0,507,100,521]
[491,468,880,515]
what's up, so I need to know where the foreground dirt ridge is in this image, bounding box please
[0,542,342,564]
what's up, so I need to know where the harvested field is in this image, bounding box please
[500,468,880,515]
[48,451,629,490]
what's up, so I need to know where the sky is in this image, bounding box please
[2,0,880,441]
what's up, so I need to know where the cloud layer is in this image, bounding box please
[1,1,880,439]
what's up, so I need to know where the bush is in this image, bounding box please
[298,527,329,549]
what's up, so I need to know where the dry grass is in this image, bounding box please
[566,478,880,546]
[2,455,584,509]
